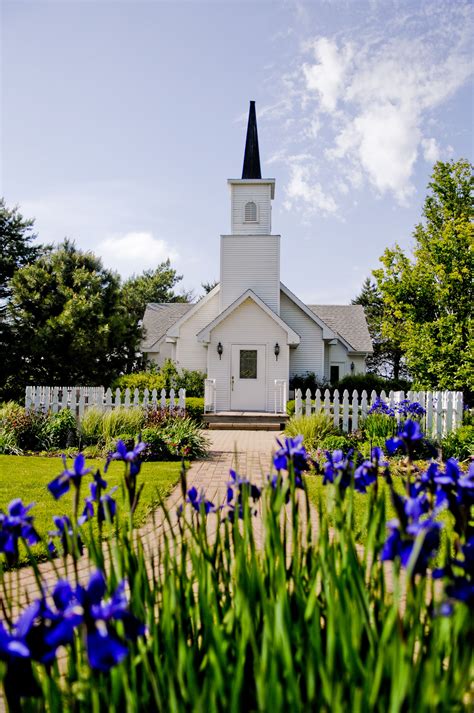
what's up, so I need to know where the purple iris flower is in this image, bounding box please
[0,622,30,661]
[274,435,309,476]
[186,486,215,515]
[381,517,441,576]
[105,439,146,473]
[0,499,40,566]
[353,461,377,493]
[0,620,38,706]
[227,469,262,502]
[323,449,353,490]
[25,571,145,673]
[369,398,395,417]
[433,537,474,610]
[80,472,117,525]
[386,419,423,456]
[371,447,388,466]
[48,453,92,500]
[396,400,426,418]
[48,515,83,557]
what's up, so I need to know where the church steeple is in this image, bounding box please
[241,101,262,179]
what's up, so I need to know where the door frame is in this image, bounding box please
[230,344,267,411]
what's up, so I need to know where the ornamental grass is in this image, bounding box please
[0,424,472,712]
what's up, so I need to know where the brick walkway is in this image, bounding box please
[4,430,283,611]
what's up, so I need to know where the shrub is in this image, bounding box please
[45,409,78,449]
[111,372,166,394]
[1,407,51,451]
[336,373,411,394]
[161,417,209,459]
[441,425,474,461]
[141,427,170,461]
[112,364,206,398]
[289,372,329,393]
[285,412,336,450]
[319,434,357,454]
[178,369,205,397]
[287,400,295,416]
[185,397,204,423]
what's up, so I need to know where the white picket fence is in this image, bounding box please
[25,386,186,419]
[294,389,463,439]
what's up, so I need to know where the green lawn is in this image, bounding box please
[0,455,184,565]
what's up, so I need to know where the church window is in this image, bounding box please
[240,350,258,379]
[244,201,257,222]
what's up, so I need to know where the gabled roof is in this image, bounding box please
[280,283,337,340]
[167,283,220,337]
[308,304,373,353]
[197,289,300,345]
[141,302,193,351]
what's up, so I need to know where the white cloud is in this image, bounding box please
[285,162,337,216]
[274,2,473,213]
[96,232,178,277]
[303,37,352,113]
[421,137,441,163]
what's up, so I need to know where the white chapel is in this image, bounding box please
[141,102,372,413]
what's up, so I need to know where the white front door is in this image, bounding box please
[230,344,266,411]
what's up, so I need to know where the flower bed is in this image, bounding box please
[0,424,472,710]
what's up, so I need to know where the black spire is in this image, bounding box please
[241,101,262,179]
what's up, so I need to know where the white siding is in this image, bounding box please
[231,183,272,234]
[175,292,220,371]
[350,355,366,374]
[220,235,280,313]
[207,297,289,411]
[327,342,350,380]
[144,340,174,368]
[280,292,324,378]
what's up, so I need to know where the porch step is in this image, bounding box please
[204,412,288,431]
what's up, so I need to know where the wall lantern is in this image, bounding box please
[274,342,280,361]
[350,361,355,373]
[217,342,223,360]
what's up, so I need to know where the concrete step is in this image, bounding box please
[208,422,283,431]
[204,412,288,431]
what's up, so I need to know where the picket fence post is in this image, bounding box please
[295,389,302,416]
[352,390,359,432]
[342,390,349,432]
[333,390,340,429]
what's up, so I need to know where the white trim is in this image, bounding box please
[280,283,335,339]
[167,284,220,338]
[227,178,275,199]
[197,289,300,345]
[280,282,354,351]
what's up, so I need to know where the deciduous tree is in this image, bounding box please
[373,159,473,393]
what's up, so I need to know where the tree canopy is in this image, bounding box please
[352,277,407,380]
[0,199,43,312]
[121,260,190,325]
[7,240,138,389]
[373,159,473,393]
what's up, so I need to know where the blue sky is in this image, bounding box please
[1,0,473,304]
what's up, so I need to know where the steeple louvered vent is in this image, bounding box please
[244,201,257,222]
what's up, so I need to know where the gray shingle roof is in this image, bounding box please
[141,302,193,350]
[308,305,373,353]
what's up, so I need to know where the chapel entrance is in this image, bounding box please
[230,344,266,411]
